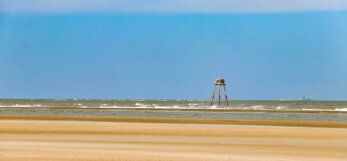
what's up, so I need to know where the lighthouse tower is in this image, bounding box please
[210,79,229,106]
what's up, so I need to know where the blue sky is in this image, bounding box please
[0,1,347,100]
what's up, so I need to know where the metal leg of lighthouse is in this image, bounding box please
[223,85,229,106]
[218,85,221,105]
[210,85,216,106]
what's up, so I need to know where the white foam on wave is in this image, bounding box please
[335,108,347,111]
[155,106,176,109]
[135,102,143,106]
[250,105,264,110]
[210,105,218,109]
[276,106,287,110]
[135,102,149,108]
[230,105,265,110]
[0,104,43,107]
[130,103,202,109]
[133,103,184,109]
[188,103,200,106]
[172,105,182,109]
[99,105,120,108]
[75,103,88,108]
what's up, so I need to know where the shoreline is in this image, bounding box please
[1,115,347,128]
[1,106,347,114]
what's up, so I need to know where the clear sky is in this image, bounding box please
[0,0,347,100]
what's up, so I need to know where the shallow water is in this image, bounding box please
[1,99,347,122]
[1,108,347,122]
[0,99,347,111]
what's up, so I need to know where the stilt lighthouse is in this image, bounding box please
[210,79,229,106]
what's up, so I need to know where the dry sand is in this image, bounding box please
[1,117,347,161]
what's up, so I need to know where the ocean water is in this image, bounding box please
[1,99,347,122]
[0,99,347,111]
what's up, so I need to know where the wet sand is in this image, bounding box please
[1,117,347,161]
[1,115,347,128]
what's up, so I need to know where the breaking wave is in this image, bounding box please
[0,100,347,112]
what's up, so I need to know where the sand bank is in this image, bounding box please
[1,117,347,161]
[1,115,347,128]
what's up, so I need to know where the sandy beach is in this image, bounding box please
[1,116,347,161]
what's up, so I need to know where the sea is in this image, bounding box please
[1,99,347,122]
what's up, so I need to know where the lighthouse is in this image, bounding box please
[210,79,229,106]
